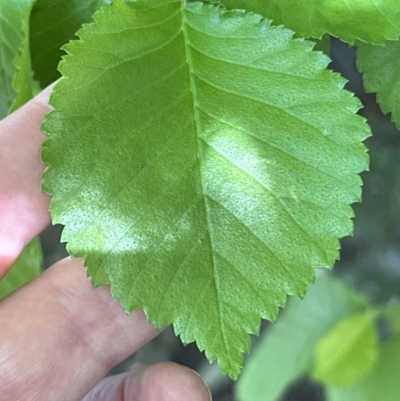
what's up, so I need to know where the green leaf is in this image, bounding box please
[10,13,40,113]
[30,0,110,88]
[327,309,400,401]
[218,0,400,44]
[42,0,369,378]
[383,304,400,334]
[312,313,379,388]
[311,35,331,57]
[0,0,36,118]
[0,238,42,299]
[235,275,369,401]
[357,41,400,130]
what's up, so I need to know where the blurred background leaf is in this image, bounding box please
[326,310,400,401]
[0,237,42,299]
[235,276,369,401]
[312,313,379,388]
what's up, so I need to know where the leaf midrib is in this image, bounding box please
[181,3,231,363]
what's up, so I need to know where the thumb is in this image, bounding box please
[82,362,212,401]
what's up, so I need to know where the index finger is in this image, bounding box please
[0,87,53,275]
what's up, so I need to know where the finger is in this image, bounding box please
[0,257,158,401]
[0,87,53,274]
[82,363,211,401]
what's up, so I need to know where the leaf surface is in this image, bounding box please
[42,0,369,377]
[357,41,400,129]
[219,0,400,44]
[235,275,368,401]
[0,0,36,118]
[312,313,378,387]
[30,0,110,88]
[0,238,42,299]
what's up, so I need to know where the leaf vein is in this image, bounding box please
[201,140,329,262]
[197,105,349,188]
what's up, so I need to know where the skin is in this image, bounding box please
[0,87,212,401]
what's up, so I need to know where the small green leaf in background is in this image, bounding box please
[0,237,42,299]
[42,0,369,378]
[218,0,400,44]
[30,0,110,88]
[235,275,368,401]
[327,308,400,401]
[0,0,36,119]
[357,41,400,130]
[312,313,379,388]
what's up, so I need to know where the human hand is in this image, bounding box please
[0,87,212,401]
